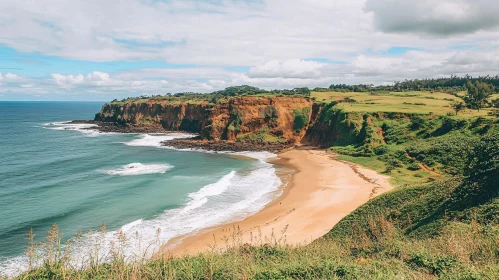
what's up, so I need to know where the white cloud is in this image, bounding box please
[248,60,324,79]
[51,74,85,88]
[0,0,372,64]
[365,0,499,36]
[0,72,26,86]
[1,0,499,100]
[33,48,498,95]
[4,73,19,80]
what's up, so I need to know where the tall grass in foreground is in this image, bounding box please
[5,215,498,280]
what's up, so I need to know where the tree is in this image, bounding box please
[465,81,493,112]
[492,98,499,108]
[463,134,499,199]
[450,101,465,115]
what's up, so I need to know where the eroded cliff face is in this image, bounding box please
[95,96,314,142]
[95,101,209,132]
[95,97,424,147]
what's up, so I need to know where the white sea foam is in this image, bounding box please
[121,219,144,232]
[161,143,278,161]
[125,133,195,147]
[107,160,282,252]
[42,121,101,137]
[104,163,173,176]
[1,131,283,278]
[0,156,282,278]
[231,151,278,161]
[182,171,236,212]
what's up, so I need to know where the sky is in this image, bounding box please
[1,0,499,101]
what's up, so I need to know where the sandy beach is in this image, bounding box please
[161,147,393,255]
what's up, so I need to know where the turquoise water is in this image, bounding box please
[0,102,282,275]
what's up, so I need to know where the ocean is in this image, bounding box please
[0,102,283,276]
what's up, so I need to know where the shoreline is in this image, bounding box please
[70,120,295,152]
[161,147,393,256]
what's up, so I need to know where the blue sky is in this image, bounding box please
[0,0,498,101]
[0,46,197,77]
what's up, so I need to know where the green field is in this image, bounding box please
[311,91,495,116]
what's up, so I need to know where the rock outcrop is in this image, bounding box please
[95,96,314,143]
[93,96,423,150]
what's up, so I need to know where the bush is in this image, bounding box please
[406,253,457,275]
[293,107,311,132]
[407,161,421,171]
[384,158,403,173]
[259,105,279,120]
[227,108,244,132]
[407,132,478,174]
[462,133,499,200]
[410,115,426,130]
[374,145,389,155]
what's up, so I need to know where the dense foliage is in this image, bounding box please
[292,107,311,132]
[465,81,494,111]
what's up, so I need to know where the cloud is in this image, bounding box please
[248,60,324,79]
[0,0,371,64]
[34,49,498,95]
[0,72,25,85]
[51,74,85,88]
[365,0,499,36]
[1,0,499,100]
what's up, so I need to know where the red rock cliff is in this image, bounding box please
[95,96,314,142]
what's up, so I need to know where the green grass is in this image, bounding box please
[15,201,499,280]
[321,106,498,187]
[335,155,436,186]
[311,91,496,116]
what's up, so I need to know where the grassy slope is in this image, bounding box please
[14,92,499,280]
[311,90,496,117]
[328,107,498,186]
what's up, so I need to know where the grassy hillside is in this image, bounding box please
[311,90,497,117]
[11,84,499,279]
[14,118,498,280]
[310,102,499,186]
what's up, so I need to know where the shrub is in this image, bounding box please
[406,253,457,275]
[293,107,310,132]
[410,115,426,130]
[227,108,244,132]
[374,145,389,155]
[462,133,499,200]
[384,158,403,173]
[259,105,279,120]
[407,161,421,171]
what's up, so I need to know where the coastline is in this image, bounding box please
[161,147,393,256]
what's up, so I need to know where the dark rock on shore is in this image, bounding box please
[162,138,295,153]
[70,120,294,152]
[69,120,169,133]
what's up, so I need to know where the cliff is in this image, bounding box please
[95,96,314,143]
[94,96,429,149]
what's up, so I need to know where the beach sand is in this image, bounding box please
[161,147,393,255]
